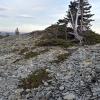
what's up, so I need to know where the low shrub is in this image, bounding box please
[36,38,75,48]
[51,53,70,63]
[24,51,39,59]
[83,31,100,45]
[24,49,49,59]
[19,47,28,55]
[18,69,51,89]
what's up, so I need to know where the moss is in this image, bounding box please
[51,53,70,63]
[18,69,51,89]
[36,38,75,48]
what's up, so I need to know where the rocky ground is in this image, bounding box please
[0,34,100,100]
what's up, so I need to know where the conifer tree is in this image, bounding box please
[78,0,94,33]
[58,0,94,44]
[57,18,69,40]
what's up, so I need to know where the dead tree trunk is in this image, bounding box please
[80,0,84,33]
[69,0,83,44]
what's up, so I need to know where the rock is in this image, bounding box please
[15,89,24,99]
[26,93,33,99]
[57,73,61,77]
[0,35,100,100]
[57,97,62,100]
[63,93,75,100]
[0,77,2,81]
[15,89,24,94]
[63,75,71,80]
[46,69,53,73]
[26,89,31,92]
[8,95,16,100]
[43,81,48,86]
[45,91,52,99]
[59,86,65,91]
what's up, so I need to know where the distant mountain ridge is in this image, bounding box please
[0,31,15,36]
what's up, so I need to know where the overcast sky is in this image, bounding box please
[0,0,99,33]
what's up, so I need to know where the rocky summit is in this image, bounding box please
[0,34,100,100]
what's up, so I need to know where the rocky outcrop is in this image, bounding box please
[0,34,100,100]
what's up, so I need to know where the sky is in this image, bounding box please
[0,0,99,33]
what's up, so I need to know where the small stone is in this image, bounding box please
[26,89,31,92]
[57,96,62,100]
[8,95,16,100]
[57,73,60,77]
[0,77,2,81]
[46,91,51,99]
[15,88,24,99]
[63,93,75,100]
[44,82,48,86]
[46,69,53,73]
[15,88,24,94]
[64,75,71,80]
[80,81,84,86]
[59,86,65,91]
[26,93,33,99]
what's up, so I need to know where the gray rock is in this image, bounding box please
[0,35,100,100]
[57,97,62,100]
[59,86,65,91]
[8,95,16,100]
[45,91,52,99]
[43,81,49,86]
[26,89,31,92]
[63,93,75,100]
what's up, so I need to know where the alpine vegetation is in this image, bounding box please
[58,0,94,44]
[0,0,100,100]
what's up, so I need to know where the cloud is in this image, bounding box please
[17,14,33,18]
[0,7,7,11]
[18,24,49,32]
[0,0,99,33]
[32,6,45,12]
[0,24,49,32]
[0,6,11,11]
[0,14,8,18]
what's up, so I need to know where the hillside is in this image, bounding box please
[0,33,100,100]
